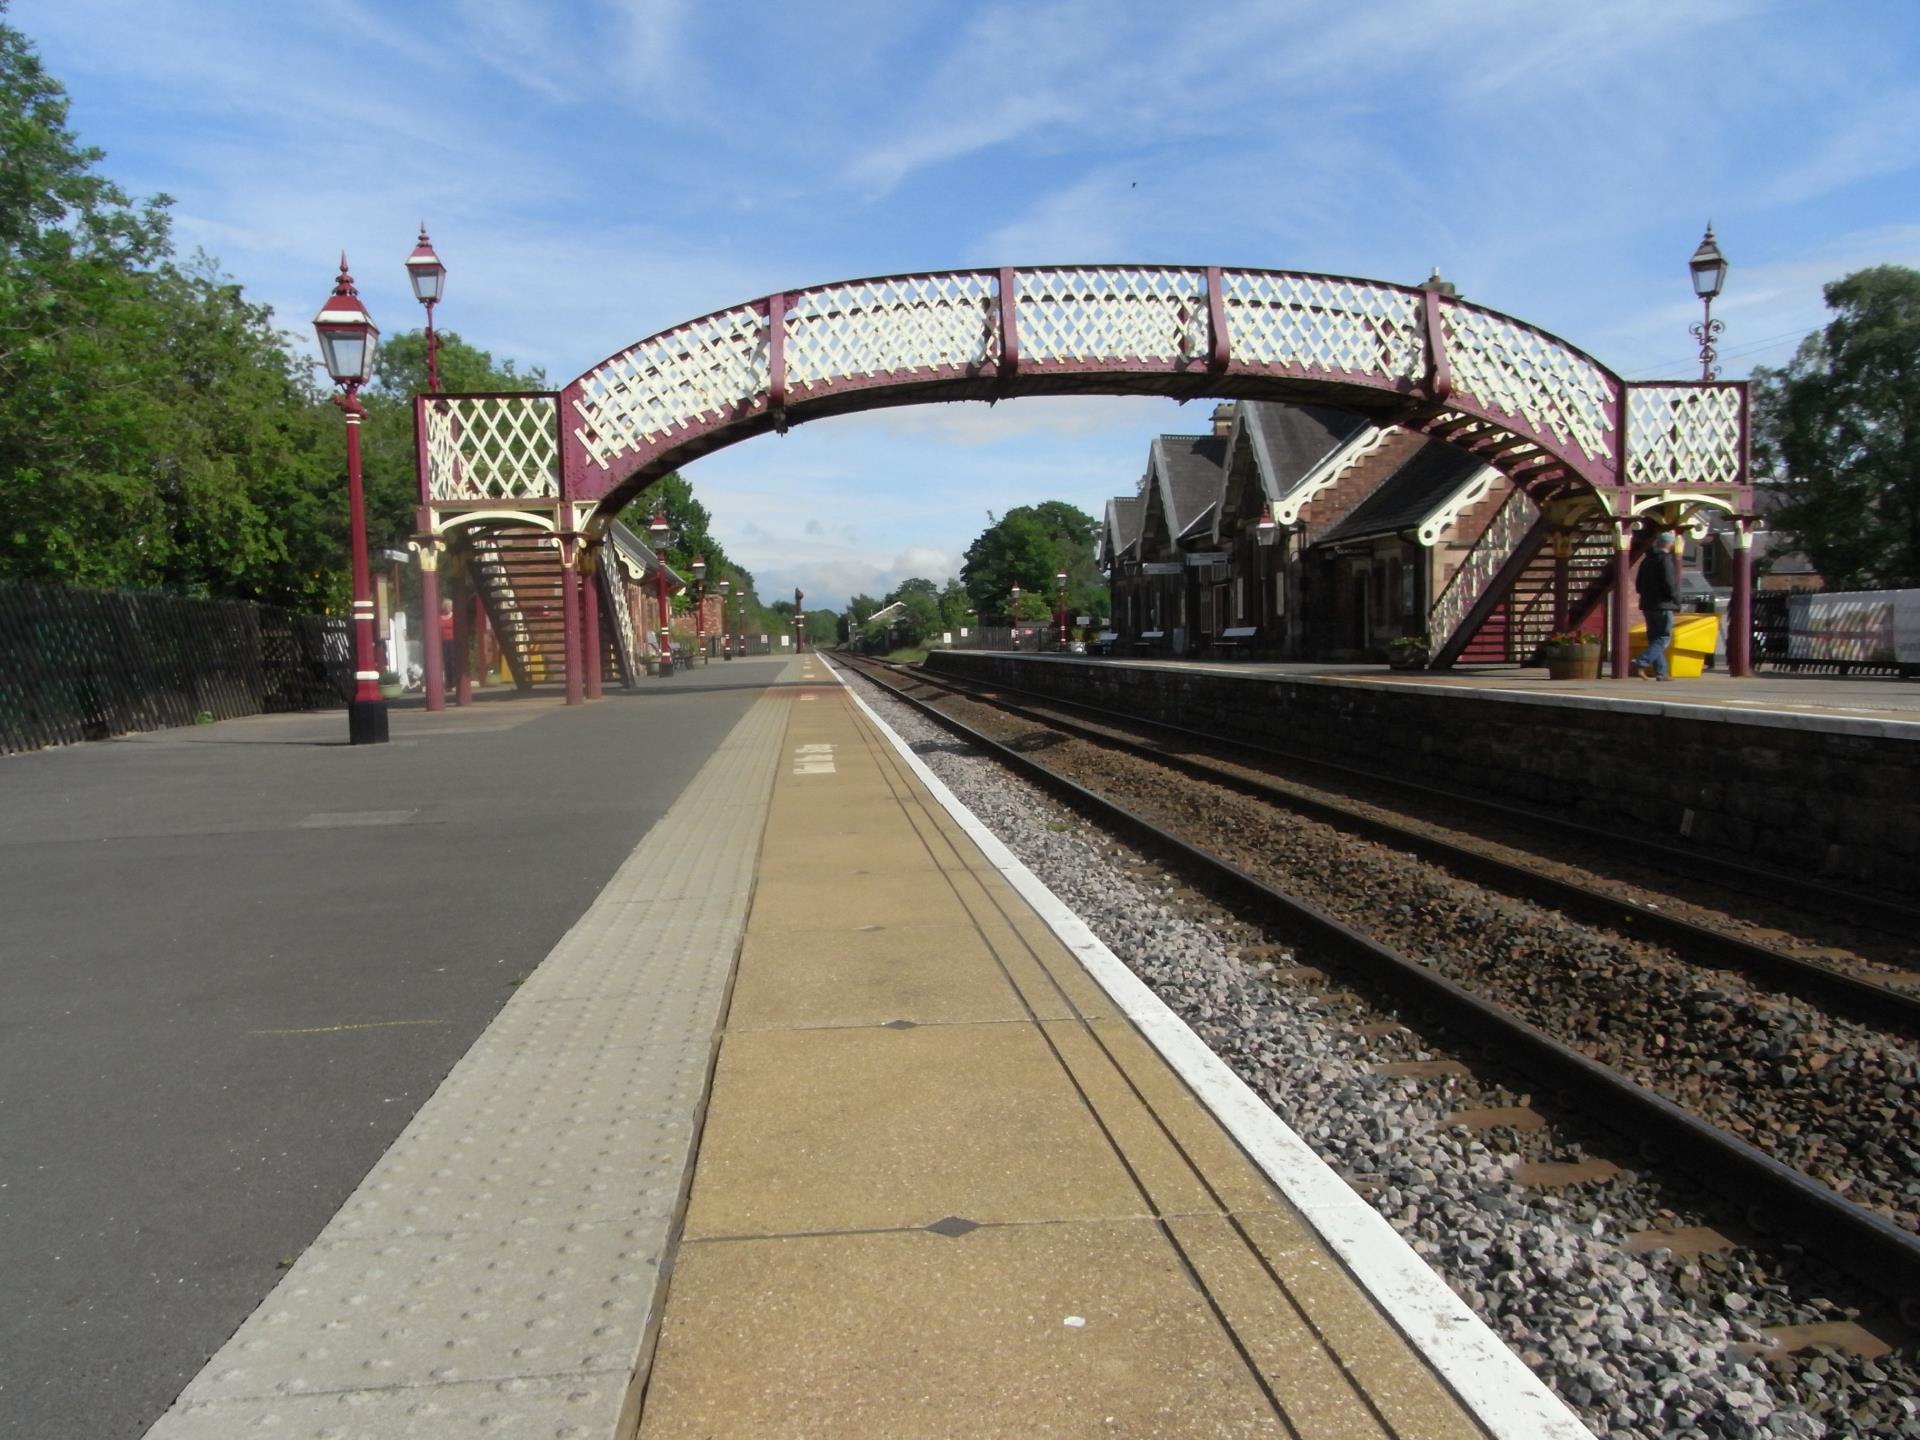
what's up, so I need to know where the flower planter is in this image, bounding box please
[1542,647,1602,680]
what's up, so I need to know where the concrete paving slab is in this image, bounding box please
[638,1224,1287,1440]
[1078,1019,1304,1217]
[1168,1216,1400,1440]
[1233,1210,1490,1440]
[727,922,1032,1030]
[682,1023,1149,1238]
[748,871,977,931]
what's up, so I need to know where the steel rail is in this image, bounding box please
[839,653,1920,1320]
[861,658,1920,1038]
[917,654,1920,940]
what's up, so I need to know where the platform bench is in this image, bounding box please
[1132,629,1166,655]
[1213,626,1258,659]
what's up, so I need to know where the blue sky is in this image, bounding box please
[15,0,1920,608]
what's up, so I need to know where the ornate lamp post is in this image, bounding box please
[1009,583,1022,650]
[1054,569,1068,649]
[406,228,451,711]
[313,255,387,745]
[1689,224,1729,381]
[690,554,707,663]
[719,578,732,660]
[405,225,446,392]
[648,508,675,677]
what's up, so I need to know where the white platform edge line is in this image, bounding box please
[826,658,1594,1440]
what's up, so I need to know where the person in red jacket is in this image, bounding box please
[438,598,458,690]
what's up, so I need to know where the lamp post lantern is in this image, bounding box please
[313,254,387,745]
[648,508,674,677]
[1054,569,1068,650]
[405,224,446,393]
[719,577,732,660]
[1688,224,1729,382]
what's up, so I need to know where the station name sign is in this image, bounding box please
[1140,562,1184,575]
[1184,552,1229,566]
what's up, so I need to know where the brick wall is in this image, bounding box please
[925,653,1919,887]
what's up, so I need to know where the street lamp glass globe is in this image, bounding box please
[691,554,707,579]
[648,509,670,540]
[1689,227,1728,300]
[406,227,446,305]
[313,259,379,384]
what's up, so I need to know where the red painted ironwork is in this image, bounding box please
[560,534,583,705]
[420,555,445,712]
[767,292,788,432]
[582,546,602,700]
[997,267,1020,382]
[456,586,475,705]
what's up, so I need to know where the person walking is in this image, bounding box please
[1631,526,1681,681]
[438,597,459,691]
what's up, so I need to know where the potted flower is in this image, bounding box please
[1540,629,1602,680]
[1386,633,1431,670]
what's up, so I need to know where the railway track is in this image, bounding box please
[836,651,1920,1321]
[864,656,1920,1032]
[917,654,1920,947]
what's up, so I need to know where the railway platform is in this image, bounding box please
[140,654,1588,1440]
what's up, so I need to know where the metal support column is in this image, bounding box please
[582,544,603,700]
[1610,518,1635,679]
[418,540,445,712]
[561,536,584,705]
[1730,515,1757,678]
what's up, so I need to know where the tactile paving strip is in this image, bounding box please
[144,688,792,1439]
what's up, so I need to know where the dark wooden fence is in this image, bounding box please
[0,581,351,754]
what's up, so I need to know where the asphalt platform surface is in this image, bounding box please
[0,664,782,1440]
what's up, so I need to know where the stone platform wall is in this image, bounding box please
[925,653,1919,888]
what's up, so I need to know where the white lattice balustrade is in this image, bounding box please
[1626,385,1744,489]
[413,268,1743,513]
[1444,305,1616,465]
[570,304,767,468]
[786,273,998,388]
[422,395,561,503]
[1017,268,1209,365]
[1220,271,1424,380]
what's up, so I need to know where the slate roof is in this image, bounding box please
[1237,402,1371,502]
[1313,440,1487,547]
[1149,433,1229,541]
[1103,495,1146,563]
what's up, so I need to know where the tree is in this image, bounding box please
[959,501,1103,620]
[937,577,973,629]
[0,6,175,588]
[1752,265,1920,589]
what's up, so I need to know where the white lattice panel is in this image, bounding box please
[1221,271,1423,381]
[424,396,560,502]
[1427,484,1538,648]
[1016,267,1209,364]
[1626,385,1743,488]
[571,305,767,467]
[1443,306,1616,464]
[786,274,997,388]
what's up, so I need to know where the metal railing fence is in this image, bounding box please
[0,581,351,754]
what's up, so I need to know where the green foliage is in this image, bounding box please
[0,15,560,610]
[959,501,1106,621]
[1753,265,1920,589]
